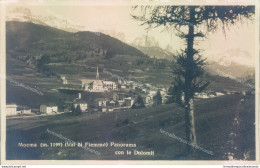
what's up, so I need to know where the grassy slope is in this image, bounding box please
[6,55,252,110]
[6,94,255,160]
[6,21,144,58]
[6,57,78,109]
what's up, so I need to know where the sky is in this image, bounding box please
[6,3,256,66]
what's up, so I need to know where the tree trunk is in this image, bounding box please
[184,6,197,154]
[186,99,197,142]
[184,99,197,153]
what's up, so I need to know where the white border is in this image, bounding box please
[0,0,259,165]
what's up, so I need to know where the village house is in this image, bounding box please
[99,107,107,112]
[194,92,209,99]
[160,90,168,104]
[142,88,148,93]
[78,93,81,99]
[215,92,225,96]
[74,100,88,112]
[145,83,151,87]
[142,96,152,105]
[162,97,168,104]
[60,76,68,85]
[40,105,58,114]
[107,107,114,112]
[17,106,32,114]
[91,80,104,91]
[96,98,107,107]
[194,92,225,99]
[124,97,134,107]
[149,90,157,97]
[61,78,68,85]
[103,81,118,90]
[81,65,118,92]
[6,104,18,116]
[21,109,31,114]
[108,100,116,106]
[117,100,125,106]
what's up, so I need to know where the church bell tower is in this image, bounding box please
[96,65,99,80]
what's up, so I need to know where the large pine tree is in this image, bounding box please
[132,5,254,154]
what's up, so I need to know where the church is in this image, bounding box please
[81,65,118,92]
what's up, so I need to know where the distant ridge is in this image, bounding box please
[6,21,145,63]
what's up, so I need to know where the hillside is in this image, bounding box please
[6,50,253,110]
[206,60,255,82]
[6,21,145,65]
[6,21,254,110]
[6,94,255,160]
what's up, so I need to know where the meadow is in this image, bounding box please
[6,94,255,160]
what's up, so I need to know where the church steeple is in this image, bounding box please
[96,65,99,80]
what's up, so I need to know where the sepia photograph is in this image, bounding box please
[1,0,259,164]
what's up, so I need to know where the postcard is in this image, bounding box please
[0,0,259,165]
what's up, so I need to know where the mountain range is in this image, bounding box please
[6,7,255,86]
[6,21,144,63]
[134,46,174,60]
[6,7,86,32]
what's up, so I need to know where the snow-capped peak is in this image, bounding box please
[207,48,254,67]
[6,7,87,32]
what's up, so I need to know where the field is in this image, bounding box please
[6,94,255,160]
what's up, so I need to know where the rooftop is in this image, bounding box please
[6,104,17,108]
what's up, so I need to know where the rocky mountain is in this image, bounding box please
[206,49,255,81]
[134,46,174,60]
[132,35,160,48]
[207,49,254,67]
[6,7,86,32]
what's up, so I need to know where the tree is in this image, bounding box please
[167,85,183,105]
[75,104,82,115]
[71,104,76,116]
[132,95,145,109]
[128,90,134,97]
[37,54,51,68]
[132,6,254,154]
[153,90,162,106]
[105,48,115,59]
